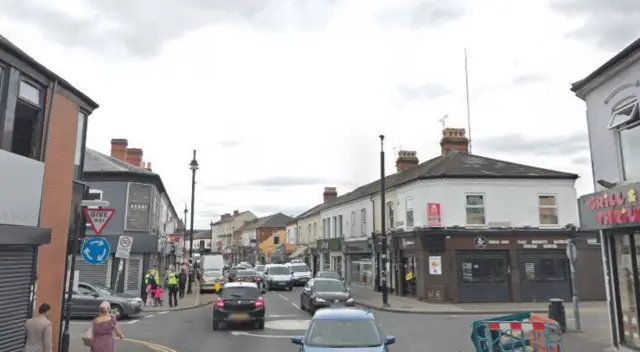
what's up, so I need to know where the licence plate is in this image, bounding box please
[278,282,287,286]
[229,313,248,320]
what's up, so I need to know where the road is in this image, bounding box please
[68,287,614,352]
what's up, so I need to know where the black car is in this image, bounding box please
[213,282,265,330]
[299,278,355,314]
[315,271,341,280]
[229,263,252,282]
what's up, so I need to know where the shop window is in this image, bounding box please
[405,197,414,228]
[538,195,558,225]
[465,194,486,225]
[524,258,568,282]
[614,234,640,348]
[461,258,507,283]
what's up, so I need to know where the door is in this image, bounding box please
[519,250,571,302]
[0,246,36,351]
[457,251,510,303]
[402,255,417,297]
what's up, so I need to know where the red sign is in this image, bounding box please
[169,235,182,243]
[83,208,116,235]
[427,203,442,227]
[587,189,640,226]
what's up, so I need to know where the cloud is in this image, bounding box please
[512,73,546,85]
[3,0,338,58]
[475,131,590,157]
[205,176,346,191]
[397,83,452,100]
[377,0,467,29]
[549,0,640,51]
[216,140,241,147]
[249,204,308,217]
[570,155,591,165]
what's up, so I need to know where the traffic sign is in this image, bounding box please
[81,237,110,265]
[115,235,133,259]
[83,208,116,235]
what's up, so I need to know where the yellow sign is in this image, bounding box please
[405,272,414,281]
[214,282,221,292]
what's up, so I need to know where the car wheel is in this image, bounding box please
[109,305,123,319]
[287,286,293,291]
[255,320,265,329]
[212,320,220,331]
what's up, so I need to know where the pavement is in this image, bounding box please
[93,285,614,352]
[69,333,172,352]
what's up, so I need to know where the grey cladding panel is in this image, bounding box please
[0,247,35,352]
[126,183,152,231]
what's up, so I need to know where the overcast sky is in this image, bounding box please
[2,0,637,228]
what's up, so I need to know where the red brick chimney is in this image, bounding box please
[396,150,419,172]
[323,187,338,202]
[125,148,143,168]
[110,139,128,161]
[441,128,469,154]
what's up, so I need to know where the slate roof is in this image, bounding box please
[237,213,292,232]
[192,230,211,240]
[0,35,99,109]
[211,210,253,226]
[84,148,155,175]
[292,149,579,221]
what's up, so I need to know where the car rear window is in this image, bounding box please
[269,266,291,275]
[255,265,265,272]
[204,271,222,278]
[290,264,310,272]
[222,286,259,299]
[237,270,257,276]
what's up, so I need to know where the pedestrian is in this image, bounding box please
[144,269,156,306]
[178,266,187,299]
[166,265,179,307]
[153,286,164,306]
[89,301,124,352]
[24,303,53,352]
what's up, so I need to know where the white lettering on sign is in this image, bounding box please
[523,244,538,249]
[517,240,527,245]
[84,208,116,235]
[531,240,548,244]
[488,240,500,244]
[553,240,568,244]
[543,244,558,249]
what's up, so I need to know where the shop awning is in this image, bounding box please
[289,246,306,258]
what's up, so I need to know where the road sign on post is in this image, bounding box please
[115,235,133,259]
[83,208,116,235]
[81,237,111,265]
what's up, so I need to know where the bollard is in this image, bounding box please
[548,298,567,332]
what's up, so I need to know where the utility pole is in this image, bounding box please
[379,135,389,307]
[187,150,198,294]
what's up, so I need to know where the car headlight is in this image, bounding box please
[346,297,354,303]
[315,297,326,303]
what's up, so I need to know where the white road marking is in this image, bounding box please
[267,314,297,318]
[71,320,138,325]
[125,320,139,325]
[291,303,300,309]
[159,311,168,315]
[145,314,155,318]
[277,293,288,300]
[230,331,293,338]
[265,319,310,330]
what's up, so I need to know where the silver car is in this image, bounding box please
[264,264,293,291]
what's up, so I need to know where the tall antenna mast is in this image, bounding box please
[439,114,448,129]
[464,48,473,154]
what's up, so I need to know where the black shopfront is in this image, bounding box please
[343,239,373,286]
[579,183,640,351]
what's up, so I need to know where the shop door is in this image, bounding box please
[519,250,571,302]
[0,246,36,351]
[402,256,417,297]
[457,251,510,303]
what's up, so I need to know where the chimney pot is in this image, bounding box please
[440,127,469,154]
[396,150,419,172]
[234,210,239,216]
[323,187,338,202]
[110,138,128,161]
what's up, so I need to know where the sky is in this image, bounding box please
[2,0,638,228]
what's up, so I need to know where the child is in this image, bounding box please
[153,286,164,307]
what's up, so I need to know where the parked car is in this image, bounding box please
[71,282,143,319]
[287,262,312,286]
[264,264,293,291]
[291,308,396,350]
[315,271,341,280]
[212,282,265,330]
[200,269,225,293]
[299,278,354,314]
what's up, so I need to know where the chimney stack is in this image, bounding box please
[110,139,128,161]
[440,128,469,154]
[144,162,152,171]
[234,210,239,216]
[125,148,143,168]
[396,150,419,172]
[323,187,338,203]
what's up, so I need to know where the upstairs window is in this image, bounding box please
[350,211,356,236]
[538,195,559,225]
[273,231,280,245]
[387,202,394,229]
[338,215,343,237]
[360,208,367,234]
[405,197,414,228]
[465,194,486,225]
[1,75,45,160]
[609,99,640,180]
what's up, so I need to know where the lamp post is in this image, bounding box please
[183,205,188,262]
[379,135,389,307]
[187,149,199,294]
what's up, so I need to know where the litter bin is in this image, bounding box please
[548,298,567,332]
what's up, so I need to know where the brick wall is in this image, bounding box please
[36,92,79,351]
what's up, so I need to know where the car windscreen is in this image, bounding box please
[317,272,340,279]
[314,280,346,292]
[268,266,291,275]
[222,287,259,299]
[237,270,257,277]
[305,320,382,347]
[255,265,265,272]
[290,264,310,273]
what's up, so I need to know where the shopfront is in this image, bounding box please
[317,238,342,273]
[343,239,372,286]
[579,184,640,350]
[395,235,421,297]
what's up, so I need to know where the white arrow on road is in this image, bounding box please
[230,331,293,339]
[97,248,107,261]
[83,248,93,260]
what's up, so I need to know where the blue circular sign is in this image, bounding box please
[81,237,111,265]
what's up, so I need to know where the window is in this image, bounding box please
[86,190,103,201]
[609,99,640,180]
[338,215,343,237]
[360,208,366,234]
[405,197,414,228]
[307,224,311,243]
[332,216,337,238]
[273,231,279,245]
[387,202,394,229]
[350,211,356,236]
[286,228,291,243]
[538,195,558,225]
[1,75,45,160]
[465,194,486,225]
[323,218,329,239]
[305,320,382,348]
[313,222,317,240]
[19,81,41,105]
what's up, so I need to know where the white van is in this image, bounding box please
[200,254,224,273]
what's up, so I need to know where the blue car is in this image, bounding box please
[291,308,396,351]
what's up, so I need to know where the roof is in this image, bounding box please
[237,212,292,231]
[192,230,211,240]
[312,308,374,320]
[571,38,640,94]
[223,282,259,289]
[211,210,252,226]
[0,35,99,110]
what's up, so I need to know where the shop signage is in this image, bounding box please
[471,236,567,249]
[474,236,488,249]
[0,150,44,227]
[579,184,640,230]
[400,237,420,250]
[345,241,370,254]
[517,239,567,249]
[427,203,442,227]
[429,256,442,275]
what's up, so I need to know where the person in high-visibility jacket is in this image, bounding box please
[166,265,179,307]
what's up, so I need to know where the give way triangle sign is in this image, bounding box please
[83,208,116,235]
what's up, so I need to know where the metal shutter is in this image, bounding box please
[0,246,36,352]
[519,250,571,302]
[457,251,510,303]
[74,254,113,286]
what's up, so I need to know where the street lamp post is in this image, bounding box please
[187,149,199,294]
[183,205,188,263]
[379,135,389,307]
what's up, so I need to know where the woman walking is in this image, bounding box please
[24,303,53,352]
[90,301,124,352]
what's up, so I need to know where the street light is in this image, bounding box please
[379,135,389,307]
[183,205,187,263]
[187,149,199,294]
